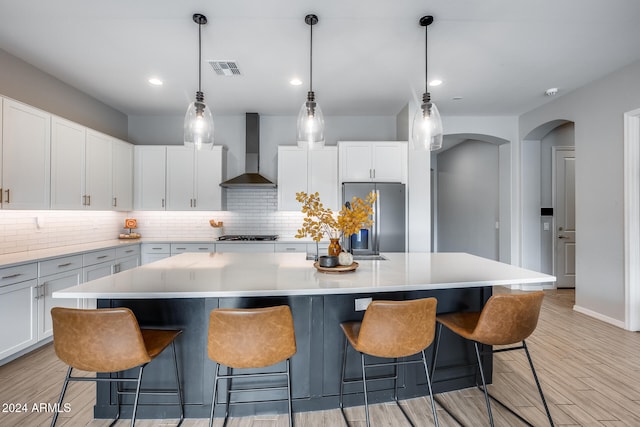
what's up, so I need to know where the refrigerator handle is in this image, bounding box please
[375,189,380,253]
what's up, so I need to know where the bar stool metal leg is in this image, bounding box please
[209,363,220,427]
[339,335,349,424]
[523,341,554,426]
[474,342,495,427]
[130,366,145,427]
[50,367,72,427]
[421,350,440,427]
[360,353,371,427]
[430,323,443,379]
[286,359,293,427]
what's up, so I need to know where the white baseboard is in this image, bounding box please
[573,305,625,329]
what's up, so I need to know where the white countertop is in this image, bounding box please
[53,252,556,299]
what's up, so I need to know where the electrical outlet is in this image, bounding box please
[355,297,372,312]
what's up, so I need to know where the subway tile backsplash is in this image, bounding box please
[0,189,307,255]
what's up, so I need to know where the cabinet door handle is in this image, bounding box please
[4,189,10,204]
[193,198,197,208]
[0,187,2,204]
[176,247,186,250]
[97,255,108,259]
[190,199,193,208]
[198,247,208,250]
[82,195,87,206]
[113,197,117,207]
[161,198,165,208]
[125,249,134,253]
[373,169,376,179]
[2,273,22,280]
[57,262,72,268]
[87,195,91,206]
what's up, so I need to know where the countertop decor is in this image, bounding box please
[118,218,140,239]
[295,191,377,244]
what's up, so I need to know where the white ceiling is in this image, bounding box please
[1,0,639,118]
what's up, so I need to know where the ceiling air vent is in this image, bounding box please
[208,60,241,76]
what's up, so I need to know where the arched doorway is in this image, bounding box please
[521,120,575,287]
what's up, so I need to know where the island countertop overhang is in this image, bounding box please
[52,252,556,299]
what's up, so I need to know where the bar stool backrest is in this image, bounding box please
[357,298,437,358]
[473,291,545,345]
[208,305,297,369]
[51,307,151,372]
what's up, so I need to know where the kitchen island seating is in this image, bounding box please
[339,298,439,427]
[432,291,554,426]
[49,307,184,427]
[208,305,297,427]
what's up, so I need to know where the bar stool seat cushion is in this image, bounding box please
[340,299,437,359]
[437,292,544,346]
[208,306,296,369]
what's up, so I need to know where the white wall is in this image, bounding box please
[519,58,640,323]
[437,140,500,260]
[0,48,127,139]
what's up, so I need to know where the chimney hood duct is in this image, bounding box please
[220,113,276,188]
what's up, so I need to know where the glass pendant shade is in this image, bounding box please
[296,92,325,149]
[412,97,443,151]
[184,98,214,150]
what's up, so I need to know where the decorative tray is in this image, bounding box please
[313,261,359,274]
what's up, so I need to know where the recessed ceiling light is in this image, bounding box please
[452,96,463,101]
[289,78,303,86]
[148,77,163,86]
[429,79,443,87]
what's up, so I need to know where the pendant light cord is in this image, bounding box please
[198,20,203,93]
[309,21,313,92]
[424,23,428,93]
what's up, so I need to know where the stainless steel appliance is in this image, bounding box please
[217,235,279,241]
[342,182,406,255]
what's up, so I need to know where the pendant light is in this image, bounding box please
[297,14,325,149]
[412,15,443,151]
[184,13,214,150]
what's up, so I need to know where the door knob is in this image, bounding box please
[558,235,568,239]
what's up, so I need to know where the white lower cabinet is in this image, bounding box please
[0,265,38,360]
[170,243,215,254]
[141,243,171,265]
[37,268,82,339]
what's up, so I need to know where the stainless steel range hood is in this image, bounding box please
[220,113,276,188]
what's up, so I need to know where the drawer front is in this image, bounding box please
[274,243,307,253]
[0,263,38,288]
[141,243,171,254]
[39,255,83,277]
[83,249,116,267]
[116,245,141,259]
[170,243,215,254]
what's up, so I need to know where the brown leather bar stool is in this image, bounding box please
[432,291,554,426]
[339,298,439,427]
[208,305,297,427]
[50,307,184,427]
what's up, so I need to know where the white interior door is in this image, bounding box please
[554,147,576,288]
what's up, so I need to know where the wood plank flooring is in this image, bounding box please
[1,289,639,426]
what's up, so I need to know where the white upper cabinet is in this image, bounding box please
[1,98,51,209]
[166,146,225,211]
[85,130,113,210]
[51,119,116,210]
[338,141,407,183]
[112,138,133,211]
[134,146,167,210]
[278,145,338,211]
[51,116,86,209]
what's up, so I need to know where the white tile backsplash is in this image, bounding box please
[0,189,309,255]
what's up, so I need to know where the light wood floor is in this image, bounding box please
[2,289,640,426]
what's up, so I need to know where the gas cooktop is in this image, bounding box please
[217,235,279,241]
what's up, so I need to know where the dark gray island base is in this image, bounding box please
[95,287,492,420]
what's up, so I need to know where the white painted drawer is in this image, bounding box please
[39,255,83,277]
[83,249,116,267]
[171,243,215,254]
[0,263,37,288]
[141,243,170,254]
[274,243,307,253]
[116,245,140,258]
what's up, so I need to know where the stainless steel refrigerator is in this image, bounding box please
[342,182,406,255]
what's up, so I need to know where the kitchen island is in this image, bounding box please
[54,252,555,420]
